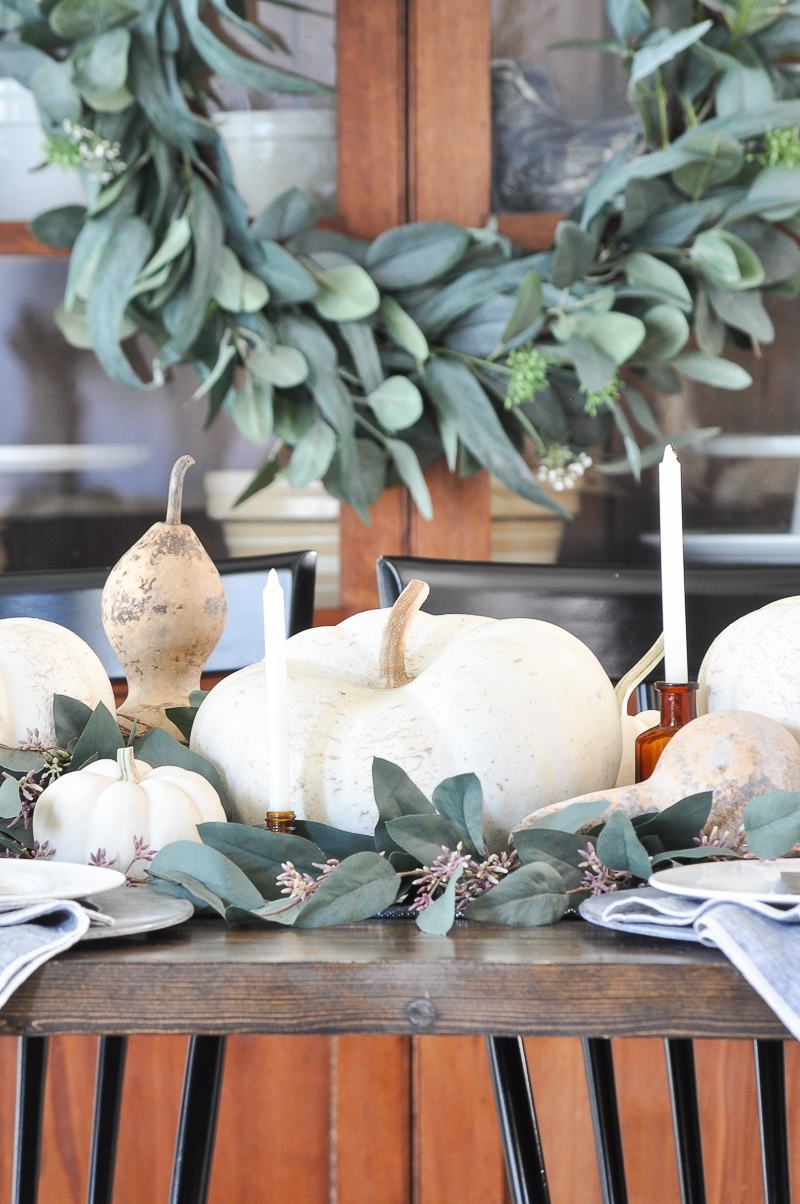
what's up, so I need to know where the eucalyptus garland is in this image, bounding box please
[4,0,800,515]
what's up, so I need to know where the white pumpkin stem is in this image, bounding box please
[117,746,140,783]
[165,455,195,525]
[614,632,665,716]
[379,579,430,688]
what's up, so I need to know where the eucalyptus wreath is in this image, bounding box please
[4,0,800,517]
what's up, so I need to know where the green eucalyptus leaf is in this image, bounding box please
[147,870,228,917]
[0,749,47,776]
[386,439,432,519]
[637,304,690,360]
[49,0,139,39]
[339,321,383,394]
[0,778,21,820]
[629,20,712,86]
[86,215,151,387]
[512,827,588,870]
[74,27,129,102]
[134,727,231,817]
[372,757,434,854]
[565,333,617,392]
[366,221,471,288]
[212,245,244,311]
[706,285,775,343]
[431,773,484,855]
[380,297,429,363]
[671,130,744,199]
[67,701,124,770]
[387,813,471,865]
[367,376,423,432]
[715,65,775,120]
[673,350,753,388]
[287,416,336,487]
[743,792,800,858]
[416,864,463,935]
[229,375,273,445]
[596,811,652,879]
[52,694,92,749]
[251,188,318,241]
[597,426,721,473]
[29,205,86,251]
[163,707,198,743]
[624,252,692,311]
[606,0,649,40]
[31,59,81,123]
[649,846,742,866]
[294,851,400,927]
[0,41,50,88]
[634,791,713,850]
[149,841,264,911]
[575,311,646,364]
[233,458,281,506]
[178,0,328,94]
[423,358,568,516]
[464,862,568,927]
[691,230,765,290]
[241,270,269,312]
[622,385,661,437]
[406,255,549,338]
[312,263,380,322]
[198,821,325,899]
[501,270,544,343]
[294,821,375,861]
[250,343,308,387]
[551,220,597,288]
[256,240,318,303]
[128,26,210,153]
[159,176,224,367]
[694,286,726,355]
[725,165,800,223]
[138,216,192,282]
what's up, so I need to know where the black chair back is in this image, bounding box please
[377,556,800,679]
[0,551,317,676]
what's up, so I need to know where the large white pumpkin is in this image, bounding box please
[699,597,800,742]
[0,617,114,748]
[33,747,227,873]
[191,582,622,849]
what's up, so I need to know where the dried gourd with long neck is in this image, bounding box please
[102,455,227,740]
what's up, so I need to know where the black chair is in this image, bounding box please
[377,554,795,1204]
[7,550,317,1204]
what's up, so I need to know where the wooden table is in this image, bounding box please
[0,917,786,1039]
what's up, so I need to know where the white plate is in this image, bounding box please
[651,859,800,905]
[0,861,124,903]
[81,887,194,941]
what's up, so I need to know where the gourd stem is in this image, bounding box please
[117,746,139,783]
[165,455,195,525]
[379,579,430,688]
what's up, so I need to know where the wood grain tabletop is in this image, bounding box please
[0,917,786,1040]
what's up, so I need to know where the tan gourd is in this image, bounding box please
[101,456,227,740]
[515,710,800,836]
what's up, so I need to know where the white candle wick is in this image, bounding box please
[659,444,688,684]
[263,569,291,810]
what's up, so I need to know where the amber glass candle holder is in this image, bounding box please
[266,810,296,833]
[634,682,698,783]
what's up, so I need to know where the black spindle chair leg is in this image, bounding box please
[86,1036,128,1204]
[13,1036,48,1204]
[755,1040,791,1204]
[169,1035,227,1204]
[582,1038,628,1204]
[486,1036,551,1204]
[664,1039,706,1204]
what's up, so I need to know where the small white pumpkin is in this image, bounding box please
[191,580,622,850]
[33,746,226,874]
[699,597,800,742]
[0,617,115,748]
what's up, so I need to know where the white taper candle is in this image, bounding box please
[659,444,688,684]
[263,568,291,809]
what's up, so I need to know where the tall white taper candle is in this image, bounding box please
[263,568,291,809]
[659,444,688,684]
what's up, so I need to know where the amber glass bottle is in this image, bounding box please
[634,682,698,783]
[266,811,297,833]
